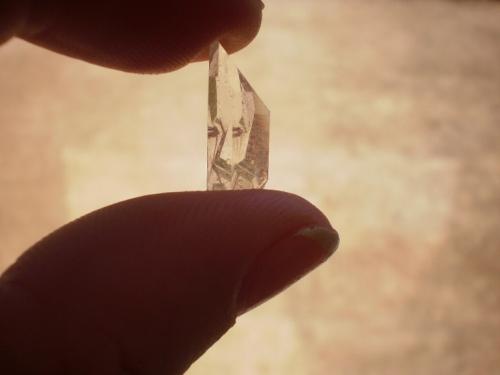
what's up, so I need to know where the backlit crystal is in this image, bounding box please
[207,42,270,190]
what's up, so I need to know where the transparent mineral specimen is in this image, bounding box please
[207,42,270,190]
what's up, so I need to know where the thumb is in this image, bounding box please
[0,190,339,374]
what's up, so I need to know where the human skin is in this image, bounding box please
[0,1,340,374]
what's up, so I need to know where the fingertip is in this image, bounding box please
[191,0,263,62]
[18,0,264,73]
[236,224,339,316]
[0,190,337,373]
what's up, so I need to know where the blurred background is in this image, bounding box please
[1,0,500,373]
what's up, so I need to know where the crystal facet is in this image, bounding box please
[207,42,270,190]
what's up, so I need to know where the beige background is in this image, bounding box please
[1,0,500,373]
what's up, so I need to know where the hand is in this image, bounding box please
[0,0,265,72]
[0,2,340,374]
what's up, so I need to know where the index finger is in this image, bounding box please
[3,0,264,73]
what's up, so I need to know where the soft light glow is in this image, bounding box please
[1,0,500,373]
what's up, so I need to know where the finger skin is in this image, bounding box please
[0,0,263,72]
[0,190,335,374]
[0,0,27,44]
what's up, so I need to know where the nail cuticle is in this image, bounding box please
[294,226,340,255]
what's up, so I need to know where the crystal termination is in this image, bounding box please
[207,42,270,190]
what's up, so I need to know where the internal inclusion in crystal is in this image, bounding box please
[207,42,270,190]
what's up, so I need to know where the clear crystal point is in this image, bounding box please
[207,42,270,191]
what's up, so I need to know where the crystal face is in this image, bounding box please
[207,42,270,190]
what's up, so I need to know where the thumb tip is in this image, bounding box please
[236,225,340,316]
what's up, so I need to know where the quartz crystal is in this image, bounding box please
[207,42,270,190]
